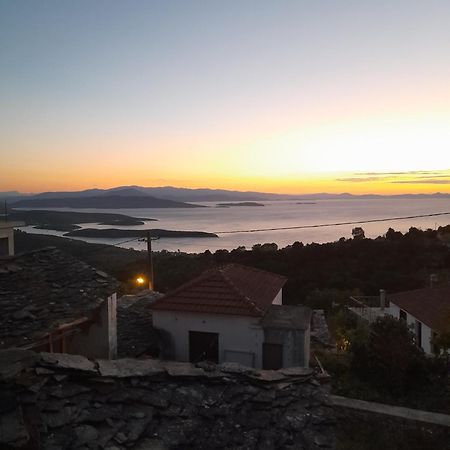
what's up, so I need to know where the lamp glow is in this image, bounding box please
[136,276,145,285]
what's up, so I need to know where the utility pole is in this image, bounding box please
[147,231,154,291]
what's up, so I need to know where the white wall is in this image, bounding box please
[0,226,14,256]
[67,294,117,359]
[390,303,433,355]
[273,289,282,305]
[153,310,265,368]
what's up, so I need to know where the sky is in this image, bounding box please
[1,0,450,194]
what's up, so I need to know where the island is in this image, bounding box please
[9,209,156,232]
[216,202,265,207]
[64,228,219,239]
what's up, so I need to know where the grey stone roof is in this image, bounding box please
[117,291,163,358]
[261,305,312,330]
[0,247,119,349]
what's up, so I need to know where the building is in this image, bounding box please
[152,264,311,369]
[388,286,450,355]
[0,220,23,256]
[348,284,450,355]
[0,247,119,359]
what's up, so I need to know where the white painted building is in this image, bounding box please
[388,286,450,355]
[152,264,311,369]
[0,221,23,256]
[349,286,450,356]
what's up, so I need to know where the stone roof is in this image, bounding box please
[152,264,287,317]
[388,286,450,332]
[117,291,163,358]
[262,305,312,330]
[0,247,119,349]
[0,349,335,449]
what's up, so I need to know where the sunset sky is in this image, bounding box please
[1,1,450,194]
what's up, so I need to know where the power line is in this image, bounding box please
[213,211,450,235]
[81,236,141,256]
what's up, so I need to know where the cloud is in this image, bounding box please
[336,176,391,183]
[336,169,450,183]
[391,179,450,184]
[357,170,445,176]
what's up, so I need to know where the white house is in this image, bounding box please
[0,220,23,256]
[349,285,450,356]
[388,286,450,355]
[152,264,311,369]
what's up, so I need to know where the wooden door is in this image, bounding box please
[189,331,219,363]
[263,343,283,370]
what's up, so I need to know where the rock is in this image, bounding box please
[0,348,39,381]
[49,382,91,398]
[219,362,256,375]
[0,407,30,447]
[40,352,97,373]
[42,405,79,428]
[280,367,314,377]
[98,358,164,378]
[75,424,99,444]
[163,361,206,377]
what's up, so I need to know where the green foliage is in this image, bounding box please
[351,316,426,395]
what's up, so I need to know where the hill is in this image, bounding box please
[12,193,203,209]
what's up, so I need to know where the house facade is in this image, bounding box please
[349,286,450,355]
[388,287,450,355]
[152,264,311,369]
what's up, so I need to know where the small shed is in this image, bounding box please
[262,305,311,369]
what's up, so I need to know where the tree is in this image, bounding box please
[352,227,365,240]
[351,316,430,396]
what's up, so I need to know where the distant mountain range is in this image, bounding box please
[11,188,203,209]
[2,185,450,209]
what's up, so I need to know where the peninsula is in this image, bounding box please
[65,228,219,239]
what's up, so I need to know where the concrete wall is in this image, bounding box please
[0,226,14,256]
[263,326,310,367]
[152,310,265,368]
[390,303,433,355]
[67,293,117,359]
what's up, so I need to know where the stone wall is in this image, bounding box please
[0,350,335,450]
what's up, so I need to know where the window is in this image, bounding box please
[399,309,407,322]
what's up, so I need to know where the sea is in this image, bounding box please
[19,198,450,254]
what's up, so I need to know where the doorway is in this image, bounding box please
[189,331,219,363]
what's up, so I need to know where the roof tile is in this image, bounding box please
[152,264,287,317]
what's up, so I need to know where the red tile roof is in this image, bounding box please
[389,287,450,332]
[152,264,287,317]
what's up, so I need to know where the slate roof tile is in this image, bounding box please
[0,247,119,349]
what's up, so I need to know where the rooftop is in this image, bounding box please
[0,247,119,349]
[152,264,287,317]
[389,286,450,332]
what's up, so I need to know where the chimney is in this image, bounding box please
[430,274,438,289]
[380,289,386,311]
